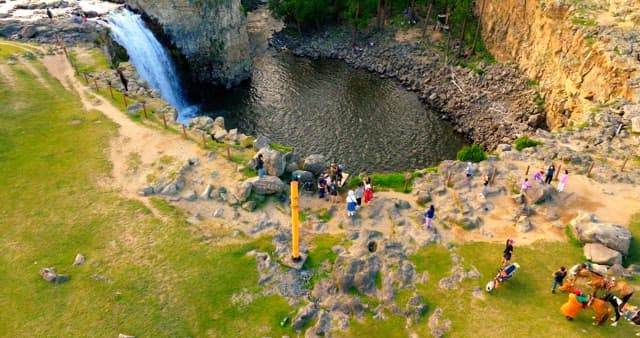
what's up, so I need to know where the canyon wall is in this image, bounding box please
[477,0,640,128]
[127,0,251,89]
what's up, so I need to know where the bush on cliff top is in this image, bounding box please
[514,135,542,151]
[456,144,486,163]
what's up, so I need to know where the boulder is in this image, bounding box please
[226,128,239,143]
[302,154,328,175]
[292,303,318,331]
[583,243,622,265]
[213,116,225,130]
[189,116,214,132]
[72,254,85,266]
[305,309,331,338]
[234,181,253,202]
[212,128,228,142]
[126,102,143,115]
[525,184,556,204]
[570,214,631,254]
[39,267,69,284]
[253,135,270,150]
[292,170,314,182]
[258,148,287,177]
[249,176,286,195]
[201,184,213,200]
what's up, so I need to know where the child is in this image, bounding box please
[520,178,530,193]
[329,180,339,203]
[425,205,435,229]
[346,190,357,216]
[317,174,327,199]
[355,182,364,208]
[363,177,374,205]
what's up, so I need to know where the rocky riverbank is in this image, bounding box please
[270,26,543,149]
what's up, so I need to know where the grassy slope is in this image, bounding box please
[0,43,295,337]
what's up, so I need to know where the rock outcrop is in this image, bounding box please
[127,0,251,88]
[478,0,640,128]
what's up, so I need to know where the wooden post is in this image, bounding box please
[142,102,147,119]
[201,132,206,147]
[123,94,128,108]
[83,73,89,84]
[525,165,530,176]
[555,164,562,180]
[490,168,497,184]
[586,162,594,176]
[93,79,99,91]
[107,83,114,99]
[181,124,187,137]
[446,171,452,187]
[403,172,411,192]
[621,157,629,172]
[227,146,231,160]
[162,114,168,129]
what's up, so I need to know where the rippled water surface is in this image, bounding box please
[198,9,463,173]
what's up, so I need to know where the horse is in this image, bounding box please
[560,293,611,325]
[588,297,612,325]
[559,264,604,293]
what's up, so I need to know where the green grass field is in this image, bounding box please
[2,40,640,337]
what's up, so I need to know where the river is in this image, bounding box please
[196,7,463,174]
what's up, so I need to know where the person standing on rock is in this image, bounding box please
[545,164,555,184]
[481,174,489,198]
[465,162,473,186]
[318,174,327,199]
[346,190,357,216]
[557,170,569,192]
[256,154,265,179]
[425,205,435,229]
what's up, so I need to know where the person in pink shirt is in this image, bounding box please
[520,178,530,193]
[557,170,569,192]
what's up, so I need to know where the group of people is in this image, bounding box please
[344,177,374,216]
[522,164,569,193]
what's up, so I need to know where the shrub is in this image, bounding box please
[456,144,486,163]
[514,136,542,151]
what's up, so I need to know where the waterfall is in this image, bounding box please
[108,8,196,123]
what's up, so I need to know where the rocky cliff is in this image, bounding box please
[477,0,640,128]
[127,0,251,89]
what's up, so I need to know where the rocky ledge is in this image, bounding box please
[271,27,544,150]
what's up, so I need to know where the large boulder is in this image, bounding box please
[249,176,286,195]
[515,216,532,233]
[584,243,622,265]
[632,116,640,133]
[292,170,314,182]
[234,181,252,202]
[292,303,318,331]
[258,148,287,177]
[253,135,270,150]
[302,154,328,175]
[570,213,632,255]
[524,184,556,204]
[189,116,214,132]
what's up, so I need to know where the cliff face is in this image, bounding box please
[127,0,251,89]
[477,0,640,128]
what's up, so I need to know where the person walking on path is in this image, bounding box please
[502,239,514,266]
[363,177,374,205]
[557,170,569,192]
[346,190,357,216]
[256,154,265,179]
[552,266,567,293]
[425,205,435,229]
[545,164,555,184]
[355,182,364,209]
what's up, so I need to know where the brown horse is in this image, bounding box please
[559,264,604,293]
[587,297,612,325]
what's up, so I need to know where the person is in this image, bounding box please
[46,8,53,20]
[346,190,357,216]
[355,182,364,208]
[256,154,265,179]
[533,170,544,184]
[520,178,530,193]
[557,170,569,192]
[328,179,339,203]
[552,266,567,293]
[502,238,514,266]
[363,177,374,205]
[545,164,555,184]
[561,289,587,321]
[318,174,327,199]
[481,175,489,198]
[425,205,435,229]
[465,162,473,184]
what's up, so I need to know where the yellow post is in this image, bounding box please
[291,180,300,260]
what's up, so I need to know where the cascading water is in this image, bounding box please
[108,8,196,123]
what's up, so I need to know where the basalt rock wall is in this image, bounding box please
[127,0,251,89]
[477,0,640,128]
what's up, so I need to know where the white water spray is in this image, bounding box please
[108,8,196,123]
